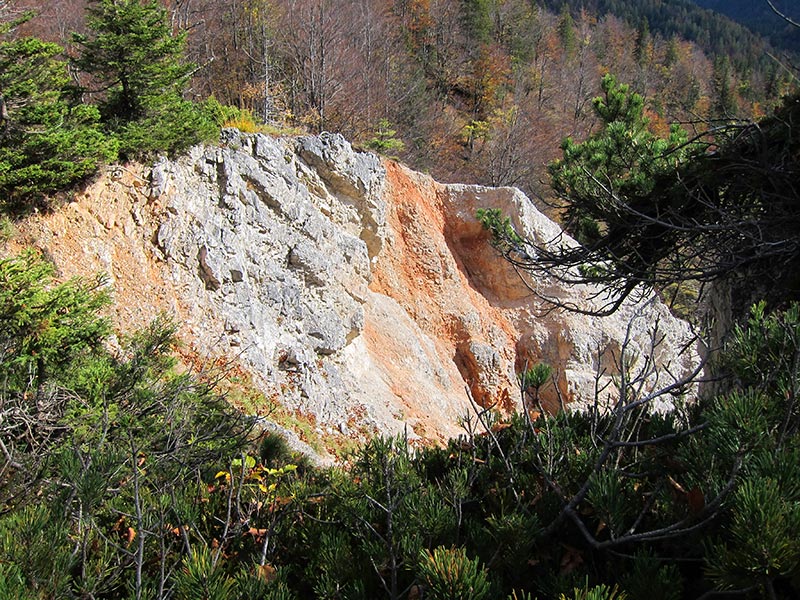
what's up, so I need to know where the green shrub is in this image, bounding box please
[259,430,295,467]
[519,362,553,391]
[0,250,110,392]
[418,546,491,600]
[0,563,28,600]
[559,582,627,600]
[706,478,800,591]
[366,119,405,157]
[174,546,236,600]
[0,505,74,598]
[112,95,219,158]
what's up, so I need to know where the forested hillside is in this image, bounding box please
[12,0,793,206]
[693,0,800,53]
[541,0,787,70]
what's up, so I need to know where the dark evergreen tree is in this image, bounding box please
[712,54,738,118]
[633,17,650,65]
[462,0,493,45]
[73,0,192,122]
[557,4,577,56]
[0,34,115,209]
[72,0,217,157]
[664,36,679,68]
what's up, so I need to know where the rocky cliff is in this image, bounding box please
[6,131,699,457]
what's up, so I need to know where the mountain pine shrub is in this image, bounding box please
[418,546,491,600]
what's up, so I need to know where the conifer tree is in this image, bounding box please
[73,0,192,122]
[549,74,698,246]
[72,0,216,157]
[712,54,738,118]
[462,0,492,46]
[0,32,115,209]
[633,18,650,66]
[0,251,110,507]
[556,4,576,56]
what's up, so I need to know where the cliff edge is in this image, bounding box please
[5,131,699,454]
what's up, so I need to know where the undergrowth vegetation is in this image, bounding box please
[2,251,799,599]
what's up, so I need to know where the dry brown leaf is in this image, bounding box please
[559,544,584,574]
[687,486,705,514]
[255,564,277,583]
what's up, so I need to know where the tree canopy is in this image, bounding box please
[72,0,217,157]
[73,0,193,122]
[0,34,116,210]
[481,75,800,317]
[7,0,795,205]
[0,0,231,209]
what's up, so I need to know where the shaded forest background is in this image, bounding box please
[693,0,800,54]
[13,0,797,205]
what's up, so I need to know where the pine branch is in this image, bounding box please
[766,0,800,29]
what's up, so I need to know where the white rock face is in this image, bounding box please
[439,184,699,414]
[151,130,400,439]
[7,130,700,452]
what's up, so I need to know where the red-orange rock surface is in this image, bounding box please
[3,132,699,454]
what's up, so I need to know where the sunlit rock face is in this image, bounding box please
[8,130,699,456]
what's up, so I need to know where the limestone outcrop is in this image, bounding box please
[6,131,699,455]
